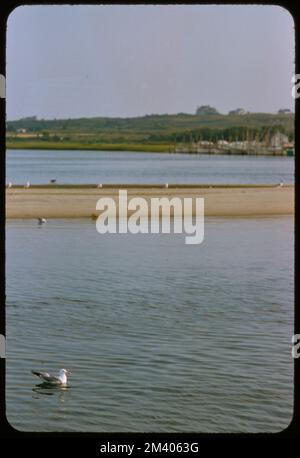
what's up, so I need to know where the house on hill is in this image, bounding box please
[228,108,247,115]
[278,108,292,114]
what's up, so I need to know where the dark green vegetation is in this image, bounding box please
[6,112,294,152]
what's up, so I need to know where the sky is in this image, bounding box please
[6,4,295,120]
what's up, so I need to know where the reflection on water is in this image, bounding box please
[32,384,69,399]
[6,217,294,432]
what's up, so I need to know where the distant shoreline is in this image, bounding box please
[6,184,294,218]
[6,142,293,156]
[6,111,294,155]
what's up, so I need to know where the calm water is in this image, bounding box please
[6,149,294,184]
[6,216,293,432]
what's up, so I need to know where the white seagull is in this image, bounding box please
[7,182,12,188]
[31,368,71,386]
[25,181,30,188]
[38,218,47,225]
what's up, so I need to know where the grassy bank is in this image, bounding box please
[6,141,173,153]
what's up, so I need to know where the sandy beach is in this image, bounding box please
[6,184,294,218]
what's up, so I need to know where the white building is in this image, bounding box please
[270,132,289,148]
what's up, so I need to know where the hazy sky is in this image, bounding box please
[6,5,294,120]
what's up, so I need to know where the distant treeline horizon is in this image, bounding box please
[6,109,295,124]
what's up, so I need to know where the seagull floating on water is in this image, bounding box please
[31,368,71,386]
[38,218,47,225]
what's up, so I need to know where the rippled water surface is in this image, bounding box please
[6,149,294,184]
[6,216,293,432]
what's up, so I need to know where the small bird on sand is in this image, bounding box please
[31,368,71,386]
[24,181,30,188]
[7,182,12,188]
[38,218,47,225]
[97,183,103,188]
